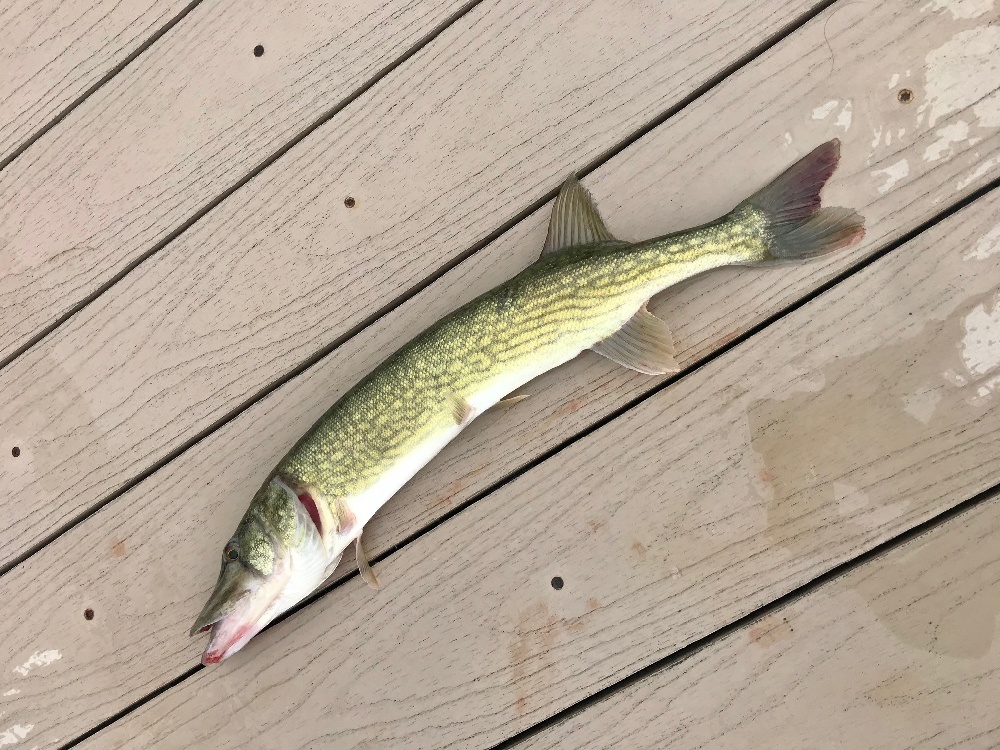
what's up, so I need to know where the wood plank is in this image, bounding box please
[517,492,1000,750]
[0,0,191,165]
[0,0,469,361]
[3,2,999,743]
[0,0,828,567]
[75,157,1000,749]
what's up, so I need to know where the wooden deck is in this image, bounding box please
[2,1,998,747]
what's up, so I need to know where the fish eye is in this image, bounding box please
[224,543,240,562]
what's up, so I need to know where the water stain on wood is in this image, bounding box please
[631,540,648,561]
[748,289,1000,560]
[110,541,126,558]
[851,516,1000,659]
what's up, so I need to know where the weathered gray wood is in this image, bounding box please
[0,0,468,360]
[0,0,827,567]
[517,493,1000,750]
[0,0,190,164]
[75,163,1000,749]
[3,2,999,745]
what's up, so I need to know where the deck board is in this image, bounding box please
[0,0,191,165]
[0,0,826,569]
[517,491,1000,750]
[2,1,999,747]
[76,174,1000,748]
[0,0,468,363]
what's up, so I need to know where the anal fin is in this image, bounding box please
[591,303,680,375]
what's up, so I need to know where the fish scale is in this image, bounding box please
[191,139,865,663]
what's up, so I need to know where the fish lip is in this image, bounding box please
[201,616,259,665]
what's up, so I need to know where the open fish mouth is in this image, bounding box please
[201,610,268,664]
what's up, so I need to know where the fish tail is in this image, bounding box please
[741,138,865,264]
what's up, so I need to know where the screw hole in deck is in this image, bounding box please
[84,608,94,620]
[344,196,356,208]
[897,88,913,104]
[550,576,564,590]
[253,45,264,58]
[11,447,19,457]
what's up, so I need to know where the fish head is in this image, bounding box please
[190,476,334,664]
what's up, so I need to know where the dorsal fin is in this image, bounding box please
[542,176,618,254]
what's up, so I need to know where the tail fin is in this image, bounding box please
[742,139,865,264]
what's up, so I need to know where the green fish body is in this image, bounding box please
[192,139,864,663]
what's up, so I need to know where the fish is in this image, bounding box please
[190,139,864,663]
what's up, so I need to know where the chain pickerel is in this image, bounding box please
[191,139,864,663]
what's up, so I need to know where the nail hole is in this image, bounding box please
[550,576,564,590]
[11,447,19,457]
[344,196,356,208]
[253,45,264,58]
[897,88,913,104]
[84,608,94,620]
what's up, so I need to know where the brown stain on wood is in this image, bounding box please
[510,600,585,716]
[586,597,601,612]
[747,615,794,647]
[631,540,648,561]
[110,540,126,558]
[587,518,607,534]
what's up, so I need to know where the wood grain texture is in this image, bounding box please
[0,0,468,361]
[0,0,191,164]
[75,166,1000,749]
[0,0,825,567]
[3,3,999,743]
[517,493,1000,750]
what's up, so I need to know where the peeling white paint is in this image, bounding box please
[872,159,909,194]
[11,652,60,678]
[0,724,33,748]
[965,223,1000,260]
[812,100,839,120]
[902,385,942,424]
[784,131,793,146]
[888,73,900,89]
[870,125,883,149]
[921,0,994,18]
[836,100,853,131]
[961,299,1000,380]
[922,28,1000,127]
[0,691,16,698]
[956,155,1000,190]
[923,120,969,161]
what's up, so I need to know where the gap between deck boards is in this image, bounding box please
[0,0,840,579]
[58,131,1000,750]
[0,0,485,374]
[0,0,207,175]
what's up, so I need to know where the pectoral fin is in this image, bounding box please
[542,176,619,254]
[591,303,680,375]
[452,396,474,426]
[356,535,380,590]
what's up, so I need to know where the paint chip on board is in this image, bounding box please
[872,159,909,194]
[965,224,1000,260]
[921,0,994,19]
[11,651,60,677]
[812,100,839,120]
